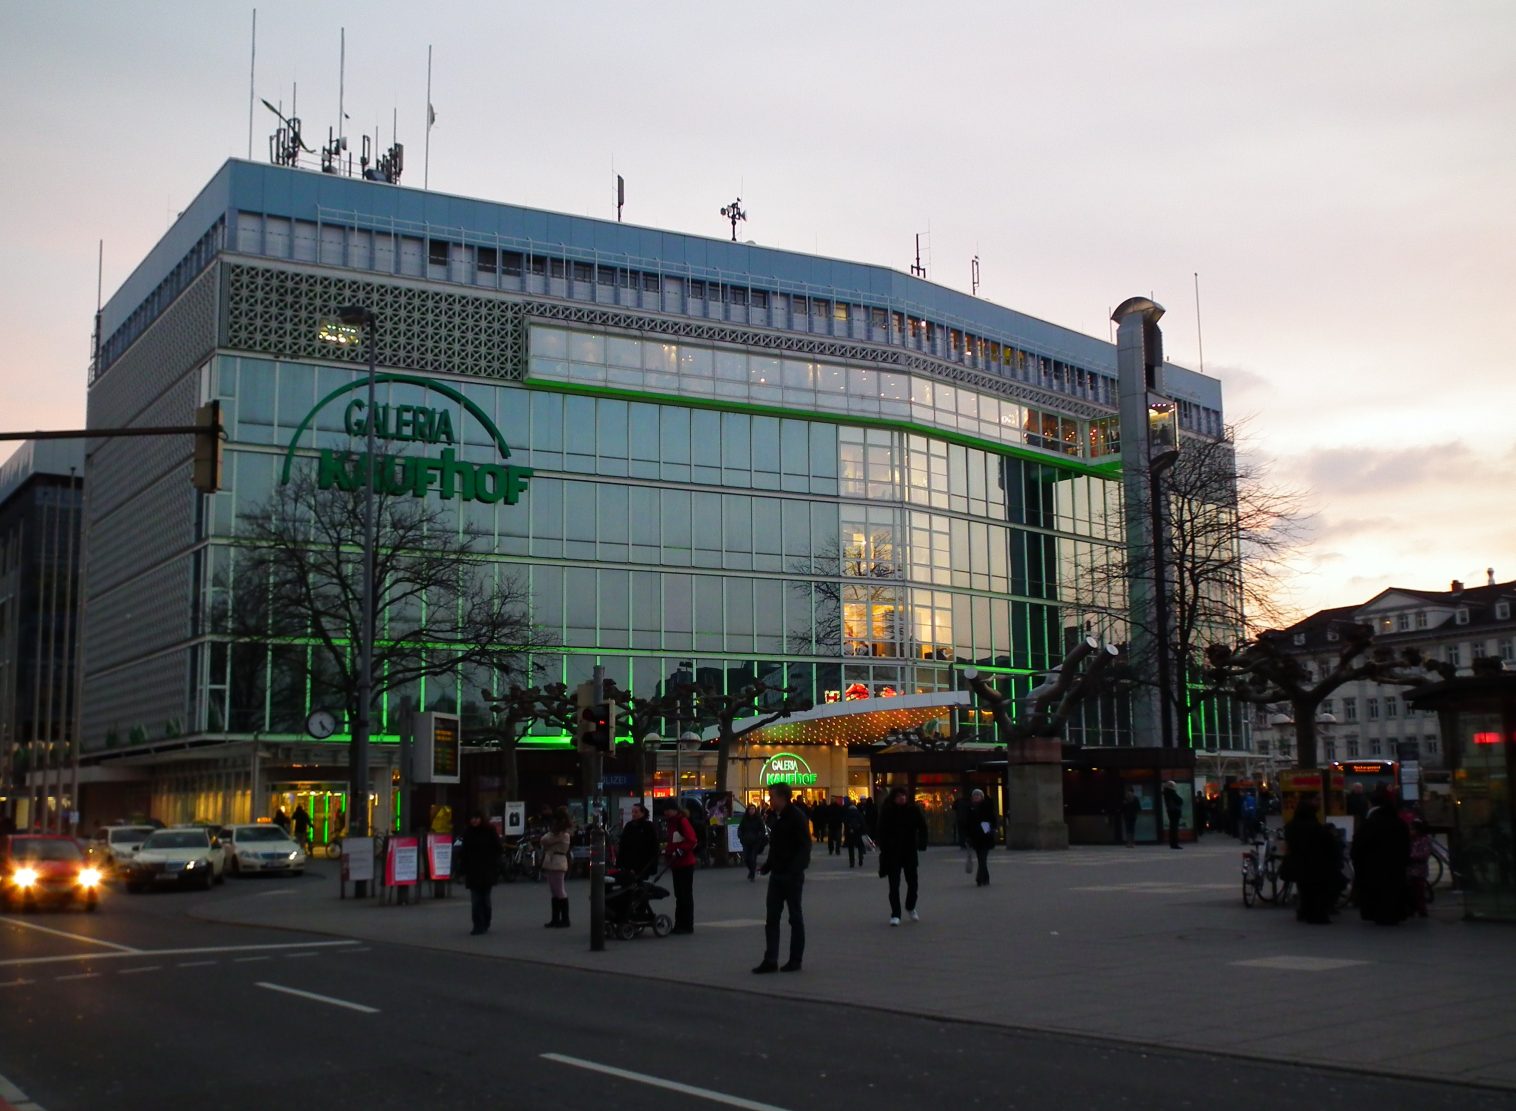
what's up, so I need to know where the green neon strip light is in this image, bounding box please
[952,663,1040,675]
[524,377,1118,480]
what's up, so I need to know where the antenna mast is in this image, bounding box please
[720,197,746,241]
[971,254,980,296]
[1193,271,1206,374]
[910,233,926,278]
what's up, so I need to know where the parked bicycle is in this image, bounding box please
[498,835,542,883]
[1241,829,1286,907]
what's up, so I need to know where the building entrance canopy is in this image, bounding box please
[705,691,970,748]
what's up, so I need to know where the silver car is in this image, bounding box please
[221,824,307,877]
[88,826,157,873]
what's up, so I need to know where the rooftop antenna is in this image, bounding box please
[262,97,312,168]
[616,172,625,222]
[720,197,746,241]
[246,9,256,159]
[910,233,926,278]
[1193,271,1206,374]
[971,254,981,296]
[423,45,434,189]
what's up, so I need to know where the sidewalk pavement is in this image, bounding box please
[196,837,1516,1090]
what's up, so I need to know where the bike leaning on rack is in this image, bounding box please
[498,835,542,883]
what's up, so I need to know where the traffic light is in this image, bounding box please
[192,400,223,494]
[581,702,615,752]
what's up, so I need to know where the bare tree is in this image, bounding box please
[1205,623,1452,768]
[1089,425,1309,745]
[220,472,553,733]
[697,680,812,792]
[964,637,1120,742]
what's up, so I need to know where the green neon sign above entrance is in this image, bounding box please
[761,751,818,787]
[279,373,533,504]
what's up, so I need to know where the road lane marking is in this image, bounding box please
[178,961,216,968]
[0,917,140,952]
[255,982,379,1014]
[234,956,271,962]
[1231,955,1370,971]
[0,978,37,988]
[118,966,162,975]
[542,1053,794,1111]
[0,1070,44,1110]
[55,972,99,981]
[0,939,358,968]
[284,952,319,959]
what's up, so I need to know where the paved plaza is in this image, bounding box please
[198,837,1516,1091]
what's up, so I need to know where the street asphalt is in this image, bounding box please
[188,834,1516,1091]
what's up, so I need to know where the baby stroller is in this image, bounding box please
[605,866,673,939]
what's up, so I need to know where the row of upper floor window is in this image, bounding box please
[1293,635,1516,675]
[218,355,1126,537]
[226,212,1225,439]
[532,324,1128,462]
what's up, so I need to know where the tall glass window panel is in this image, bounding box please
[693,575,723,652]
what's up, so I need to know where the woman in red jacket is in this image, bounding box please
[662,802,698,934]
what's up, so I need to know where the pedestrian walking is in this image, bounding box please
[1121,786,1141,847]
[273,807,290,833]
[1162,780,1184,849]
[617,803,658,881]
[966,788,997,886]
[541,807,574,929]
[843,798,869,868]
[877,786,928,925]
[826,797,844,856]
[1239,791,1259,842]
[1352,786,1410,925]
[1283,795,1337,925]
[458,810,503,935]
[663,801,698,934]
[752,782,810,974]
[738,804,768,881]
[951,791,969,849]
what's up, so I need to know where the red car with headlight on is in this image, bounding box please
[1,834,102,911]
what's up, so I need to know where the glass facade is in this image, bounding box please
[196,344,1143,746]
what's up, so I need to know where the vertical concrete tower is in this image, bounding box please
[1113,297,1179,747]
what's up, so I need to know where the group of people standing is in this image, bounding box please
[1281,785,1430,926]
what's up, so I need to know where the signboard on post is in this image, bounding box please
[386,835,420,886]
[503,801,526,837]
[414,712,462,785]
[426,833,453,880]
[342,837,375,885]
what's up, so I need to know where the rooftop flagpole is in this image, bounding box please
[424,45,433,189]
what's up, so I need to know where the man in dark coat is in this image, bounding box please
[966,788,998,887]
[458,811,503,935]
[1284,796,1338,924]
[877,786,928,925]
[617,803,659,880]
[753,782,810,974]
[826,798,844,856]
[737,805,768,881]
[1162,780,1185,849]
[1352,787,1410,925]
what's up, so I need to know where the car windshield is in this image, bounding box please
[142,831,206,850]
[233,828,290,843]
[11,839,83,862]
[108,827,155,844]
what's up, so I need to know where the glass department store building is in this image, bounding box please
[78,159,1240,831]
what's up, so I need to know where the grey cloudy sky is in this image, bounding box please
[2,0,1512,619]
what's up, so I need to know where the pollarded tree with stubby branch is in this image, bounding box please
[219,471,554,734]
[1204,622,1453,768]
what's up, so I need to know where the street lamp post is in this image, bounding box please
[333,305,378,895]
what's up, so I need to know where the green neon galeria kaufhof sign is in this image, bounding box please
[761,752,818,787]
[279,373,532,503]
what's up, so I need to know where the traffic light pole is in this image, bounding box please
[589,665,607,952]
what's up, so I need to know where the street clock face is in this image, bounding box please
[306,709,338,740]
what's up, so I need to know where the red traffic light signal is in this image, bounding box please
[577,702,614,751]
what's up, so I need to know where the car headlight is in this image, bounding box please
[288,851,300,860]
[79,868,102,887]
[184,858,204,869]
[14,867,39,888]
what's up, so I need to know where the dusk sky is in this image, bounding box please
[2,1,1511,622]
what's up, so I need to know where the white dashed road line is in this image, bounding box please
[0,916,141,952]
[117,966,162,975]
[543,1053,793,1111]
[255,982,380,1014]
